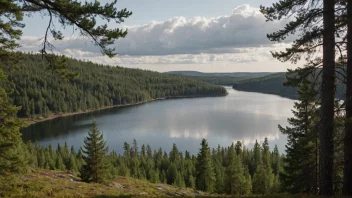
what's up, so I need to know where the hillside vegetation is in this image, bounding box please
[2,54,227,119]
[165,71,272,85]
[232,73,299,99]
[232,72,346,100]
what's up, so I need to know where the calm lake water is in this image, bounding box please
[22,87,295,154]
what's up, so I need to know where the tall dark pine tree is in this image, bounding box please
[196,139,216,193]
[260,0,340,194]
[279,80,319,194]
[80,120,108,183]
[320,0,336,195]
[344,0,352,195]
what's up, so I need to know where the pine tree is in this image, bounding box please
[80,120,108,183]
[344,0,352,194]
[167,163,177,185]
[235,141,242,156]
[123,142,131,159]
[249,140,261,175]
[44,150,55,170]
[61,142,70,167]
[37,149,45,168]
[25,141,37,168]
[55,154,66,170]
[132,139,138,158]
[272,145,281,175]
[320,0,336,195]
[226,151,247,195]
[260,0,343,194]
[146,144,153,159]
[252,163,267,195]
[262,138,275,194]
[279,80,319,194]
[0,69,27,189]
[68,155,78,172]
[169,143,180,163]
[141,144,146,158]
[243,166,252,195]
[196,139,216,192]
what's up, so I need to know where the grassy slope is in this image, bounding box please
[3,170,315,198]
[5,170,211,198]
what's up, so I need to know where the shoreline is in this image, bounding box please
[24,99,158,126]
[24,94,227,126]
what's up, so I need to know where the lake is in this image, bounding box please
[22,87,295,154]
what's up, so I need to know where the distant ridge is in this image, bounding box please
[167,71,346,100]
[165,70,273,77]
[165,71,273,85]
[233,71,346,100]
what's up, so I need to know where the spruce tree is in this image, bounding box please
[37,149,45,168]
[243,166,252,195]
[195,139,216,193]
[80,120,108,183]
[169,143,180,163]
[0,69,27,189]
[262,138,275,194]
[68,155,78,172]
[235,141,242,156]
[226,153,247,195]
[55,154,66,170]
[252,163,266,195]
[249,140,261,175]
[146,144,153,159]
[141,144,146,158]
[132,139,138,158]
[272,145,281,175]
[279,80,319,194]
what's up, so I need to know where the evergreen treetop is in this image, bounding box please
[80,120,108,183]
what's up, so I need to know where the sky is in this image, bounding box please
[19,0,301,72]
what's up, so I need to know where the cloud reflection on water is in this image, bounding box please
[22,87,294,154]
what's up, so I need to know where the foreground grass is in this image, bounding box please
[1,169,211,198]
[1,169,319,198]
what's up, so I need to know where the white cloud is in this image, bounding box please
[18,4,296,70]
[113,4,290,56]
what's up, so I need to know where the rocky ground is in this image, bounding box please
[3,169,212,198]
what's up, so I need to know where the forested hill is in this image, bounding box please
[3,54,227,118]
[232,73,299,99]
[232,72,346,100]
[165,71,272,85]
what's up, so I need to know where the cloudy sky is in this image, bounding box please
[20,0,300,72]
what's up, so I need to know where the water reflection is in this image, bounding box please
[22,87,295,154]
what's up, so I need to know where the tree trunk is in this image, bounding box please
[320,0,335,195]
[316,125,319,195]
[343,0,352,195]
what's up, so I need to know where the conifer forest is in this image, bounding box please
[1,0,352,197]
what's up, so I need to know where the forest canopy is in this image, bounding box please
[2,53,227,118]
